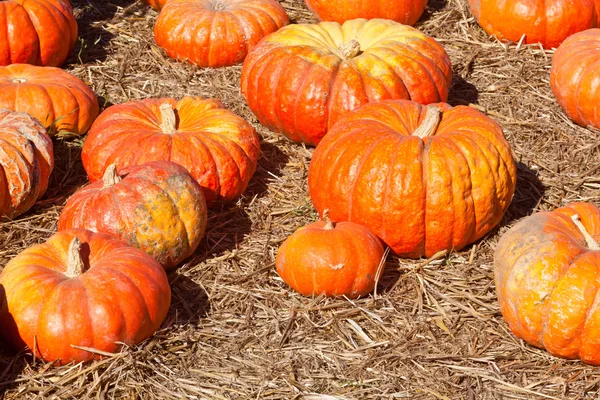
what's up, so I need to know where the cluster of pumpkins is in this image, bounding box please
[0,0,598,367]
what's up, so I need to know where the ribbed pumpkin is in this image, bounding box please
[58,161,207,270]
[0,64,99,135]
[309,100,517,258]
[305,0,427,25]
[241,18,452,146]
[81,97,260,204]
[154,0,289,68]
[495,203,600,364]
[0,0,77,67]
[276,212,386,298]
[0,109,53,219]
[0,229,171,365]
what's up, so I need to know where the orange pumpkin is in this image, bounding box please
[58,161,207,270]
[0,109,53,219]
[0,229,171,365]
[276,212,386,298]
[309,100,517,258]
[154,0,289,68]
[304,0,427,25]
[142,0,166,10]
[241,18,452,146]
[81,97,260,204]
[495,203,600,364]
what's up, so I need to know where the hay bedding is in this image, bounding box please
[0,0,599,398]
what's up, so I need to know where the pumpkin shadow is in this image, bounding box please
[0,285,27,397]
[447,75,480,106]
[417,0,449,24]
[165,273,211,326]
[243,141,290,200]
[502,161,546,225]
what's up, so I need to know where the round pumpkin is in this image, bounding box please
[81,97,260,204]
[241,18,452,146]
[154,0,289,68]
[142,0,166,10]
[58,161,207,270]
[0,0,77,67]
[276,212,386,298]
[0,109,53,220]
[309,100,517,258]
[0,64,99,135]
[0,229,171,365]
[304,0,427,26]
[495,202,600,364]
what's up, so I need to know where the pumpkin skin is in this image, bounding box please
[308,100,517,258]
[276,214,386,298]
[0,229,171,365]
[154,0,289,68]
[81,97,260,204]
[241,18,452,146]
[142,0,166,10]
[58,161,207,270]
[495,203,600,364]
[304,0,427,26]
[0,109,53,219]
[0,64,99,135]
[0,0,77,67]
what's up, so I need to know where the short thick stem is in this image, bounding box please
[102,164,121,188]
[66,238,85,277]
[213,1,226,10]
[413,106,442,139]
[571,214,600,250]
[159,103,177,134]
[322,209,334,230]
[339,40,361,60]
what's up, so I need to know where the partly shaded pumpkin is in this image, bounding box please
[305,0,427,26]
[142,0,167,10]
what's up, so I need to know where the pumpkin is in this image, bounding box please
[0,109,53,219]
[276,212,386,298]
[0,229,171,365]
[154,0,289,68]
[469,0,600,49]
[241,18,452,146]
[309,100,517,258]
[495,202,600,364]
[0,0,77,67]
[81,97,260,204]
[142,0,166,10]
[58,161,207,270]
[304,0,427,26]
[0,64,99,135]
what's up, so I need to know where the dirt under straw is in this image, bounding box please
[0,0,599,398]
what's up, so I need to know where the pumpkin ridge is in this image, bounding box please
[292,62,326,142]
[359,53,407,100]
[574,57,600,125]
[172,133,222,198]
[194,132,243,196]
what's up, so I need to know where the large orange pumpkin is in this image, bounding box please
[0,109,53,219]
[0,0,77,67]
[304,0,427,26]
[81,97,261,204]
[0,229,171,365]
[0,64,99,135]
[495,202,600,364]
[154,0,289,68]
[241,18,452,146]
[58,161,207,270]
[309,100,517,258]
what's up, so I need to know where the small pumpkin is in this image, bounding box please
[276,212,386,298]
[142,0,166,10]
[0,229,171,365]
[154,0,289,68]
[58,161,207,270]
[81,97,260,204]
[495,202,600,364]
[0,109,53,219]
[309,100,517,258]
[304,0,427,25]
[241,18,452,146]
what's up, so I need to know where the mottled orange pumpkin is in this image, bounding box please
[276,212,386,298]
[495,202,600,364]
[0,229,171,365]
[0,109,53,219]
[81,97,260,204]
[241,18,452,146]
[154,0,289,68]
[305,0,427,25]
[309,100,517,258]
[58,161,207,270]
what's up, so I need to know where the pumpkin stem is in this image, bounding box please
[66,237,85,278]
[413,106,442,139]
[339,40,361,60]
[571,214,600,250]
[159,103,177,134]
[322,209,334,230]
[212,0,226,10]
[102,164,121,188]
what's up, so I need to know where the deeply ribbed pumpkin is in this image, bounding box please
[154,0,289,68]
[81,97,260,204]
[309,100,517,258]
[0,64,99,135]
[58,161,207,270]
[0,229,171,365]
[305,0,427,25]
[495,203,600,364]
[241,18,452,146]
[0,109,53,219]
[0,0,77,67]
